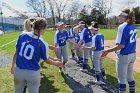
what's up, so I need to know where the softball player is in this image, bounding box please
[77,21,92,71]
[82,23,106,83]
[54,21,77,72]
[65,24,76,59]
[73,26,83,64]
[11,17,58,93]
[20,17,36,93]
[101,9,137,93]
[11,18,63,93]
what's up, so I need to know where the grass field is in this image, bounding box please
[0,29,140,93]
[100,28,140,40]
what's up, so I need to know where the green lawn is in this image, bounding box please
[100,28,140,40]
[100,29,118,40]
[0,29,140,93]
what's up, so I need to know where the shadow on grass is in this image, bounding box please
[106,74,118,88]
[40,61,48,69]
[99,73,118,93]
[39,62,59,93]
[61,72,94,93]
[39,74,59,93]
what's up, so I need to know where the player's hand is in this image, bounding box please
[53,46,59,52]
[74,43,78,47]
[72,45,75,48]
[75,43,80,48]
[49,45,58,52]
[11,67,15,75]
[54,61,64,68]
[100,50,109,59]
[80,46,86,50]
[53,58,61,61]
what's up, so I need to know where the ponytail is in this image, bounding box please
[122,8,135,24]
[26,18,47,47]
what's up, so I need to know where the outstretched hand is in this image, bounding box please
[49,45,58,52]
[53,58,61,61]
[77,43,81,48]
[53,46,59,52]
[74,43,79,48]
[55,61,64,68]
[80,46,86,50]
[100,50,109,59]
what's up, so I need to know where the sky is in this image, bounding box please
[0,0,140,17]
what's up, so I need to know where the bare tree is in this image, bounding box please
[54,0,70,21]
[127,0,136,8]
[106,0,112,24]
[90,0,112,25]
[26,0,49,18]
[66,1,81,24]
[46,0,56,25]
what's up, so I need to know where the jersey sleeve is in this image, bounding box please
[66,31,69,40]
[70,28,73,37]
[80,30,84,40]
[92,36,96,47]
[41,42,49,61]
[16,34,22,48]
[54,31,58,44]
[116,25,126,45]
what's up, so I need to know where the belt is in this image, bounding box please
[122,54,129,55]
[121,52,135,55]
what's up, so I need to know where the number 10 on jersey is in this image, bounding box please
[19,42,34,60]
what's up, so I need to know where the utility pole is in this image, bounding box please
[0,7,4,33]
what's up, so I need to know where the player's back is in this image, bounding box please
[94,33,104,51]
[81,28,92,43]
[16,32,48,71]
[119,24,137,54]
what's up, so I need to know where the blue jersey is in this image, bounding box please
[116,22,137,55]
[75,33,80,44]
[16,32,49,71]
[92,33,104,51]
[54,30,69,46]
[80,28,92,43]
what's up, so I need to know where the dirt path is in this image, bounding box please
[0,53,12,67]
[64,58,118,93]
[104,39,140,73]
